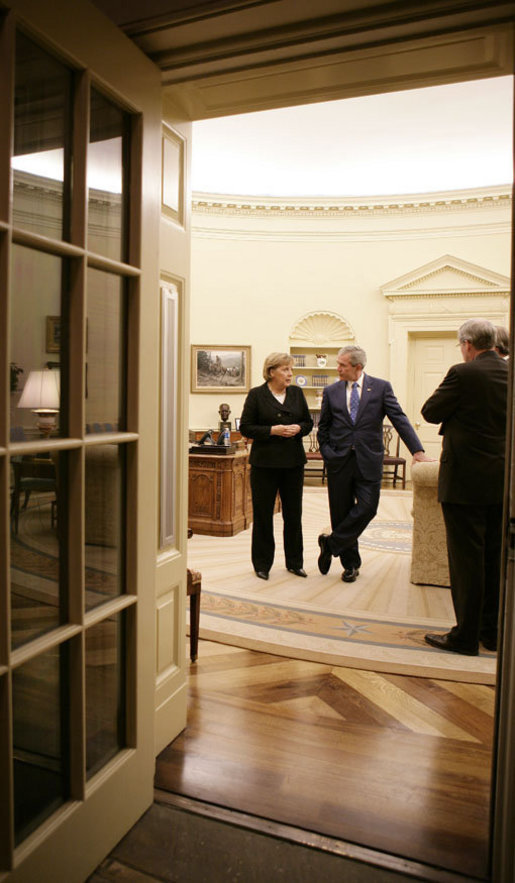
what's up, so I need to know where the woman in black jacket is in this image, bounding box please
[240,352,313,580]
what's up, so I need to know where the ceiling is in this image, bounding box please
[191,77,514,196]
[91,1,515,82]
[88,1,514,196]
[92,0,515,118]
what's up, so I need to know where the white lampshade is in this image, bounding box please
[18,369,60,412]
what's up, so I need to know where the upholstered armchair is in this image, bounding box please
[410,460,450,587]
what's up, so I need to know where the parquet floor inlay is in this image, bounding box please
[156,641,494,878]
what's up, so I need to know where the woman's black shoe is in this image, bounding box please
[288,567,308,577]
[255,570,269,580]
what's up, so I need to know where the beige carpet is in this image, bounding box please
[188,487,497,684]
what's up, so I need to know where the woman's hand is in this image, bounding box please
[271,424,301,437]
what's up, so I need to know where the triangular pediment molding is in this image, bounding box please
[381,254,511,299]
[290,311,355,346]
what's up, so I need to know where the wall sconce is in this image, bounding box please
[18,369,60,436]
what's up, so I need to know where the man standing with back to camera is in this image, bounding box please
[422,318,508,655]
[317,344,429,582]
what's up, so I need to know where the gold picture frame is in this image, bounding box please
[45,316,61,353]
[191,345,251,393]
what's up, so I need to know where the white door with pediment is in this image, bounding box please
[384,255,510,466]
[408,332,460,460]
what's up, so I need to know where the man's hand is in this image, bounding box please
[412,451,436,463]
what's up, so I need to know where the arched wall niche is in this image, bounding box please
[288,312,355,411]
[289,311,355,347]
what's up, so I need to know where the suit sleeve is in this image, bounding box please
[317,387,335,458]
[239,388,271,440]
[296,389,314,437]
[421,366,461,425]
[383,382,424,454]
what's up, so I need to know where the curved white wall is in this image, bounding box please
[190,185,511,430]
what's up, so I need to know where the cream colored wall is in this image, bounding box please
[189,187,511,429]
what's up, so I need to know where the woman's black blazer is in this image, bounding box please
[240,382,313,468]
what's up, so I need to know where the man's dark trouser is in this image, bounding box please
[442,501,503,652]
[325,452,381,570]
[250,465,304,574]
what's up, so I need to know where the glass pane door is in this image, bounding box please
[0,9,159,877]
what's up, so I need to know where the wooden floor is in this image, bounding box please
[156,640,495,879]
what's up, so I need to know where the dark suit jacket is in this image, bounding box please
[317,374,423,483]
[421,350,508,504]
[240,383,313,468]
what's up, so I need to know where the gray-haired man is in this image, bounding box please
[422,318,508,655]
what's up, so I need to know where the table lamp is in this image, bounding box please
[18,369,60,436]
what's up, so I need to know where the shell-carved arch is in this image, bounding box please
[289,311,355,346]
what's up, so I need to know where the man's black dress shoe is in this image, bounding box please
[424,632,478,656]
[288,567,308,578]
[255,571,269,581]
[480,636,498,652]
[317,534,332,575]
[342,568,359,583]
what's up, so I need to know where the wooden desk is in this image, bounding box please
[188,449,251,536]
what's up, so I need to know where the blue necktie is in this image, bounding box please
[349,381,359,423]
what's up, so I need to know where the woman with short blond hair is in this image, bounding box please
[240,352,313,580]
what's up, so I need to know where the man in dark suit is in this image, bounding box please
[421,318,508,655]
[495,325,509,359]
[317,345,428,581]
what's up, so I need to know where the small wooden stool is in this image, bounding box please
[186,568,201,663]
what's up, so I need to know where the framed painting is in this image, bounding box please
[191,345,250,393]
[45,315,61,353]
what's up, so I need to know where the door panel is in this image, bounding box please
[409,333,460,460]
[155,117,191,755]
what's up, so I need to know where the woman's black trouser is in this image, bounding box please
[250,464,305,574]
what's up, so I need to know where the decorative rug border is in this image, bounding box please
[195,590,496,685]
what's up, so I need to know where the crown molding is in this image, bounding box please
[192,185,512,218]
[191,186,512,240]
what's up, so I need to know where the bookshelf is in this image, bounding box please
[290,345,340,410]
